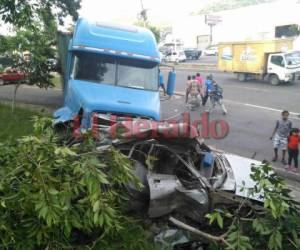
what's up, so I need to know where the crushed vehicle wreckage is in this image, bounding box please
[67,117,263,249]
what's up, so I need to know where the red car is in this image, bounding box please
[0,67,27,85]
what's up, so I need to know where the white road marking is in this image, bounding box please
[224,99,300,120]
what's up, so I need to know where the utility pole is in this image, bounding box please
[139,0,147,27]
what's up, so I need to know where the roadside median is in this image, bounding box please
[161,63,218,72]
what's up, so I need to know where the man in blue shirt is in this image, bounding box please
[202,74,213,106]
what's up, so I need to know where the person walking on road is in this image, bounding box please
[195,73,205,99]
[286,128,300,172]
[209,80,227,115]
[270,110,292,165]
[185,76,192,103]
[186,75,201,105]
[202,74,213,106]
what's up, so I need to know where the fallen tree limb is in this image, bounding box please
[169,216,233,249]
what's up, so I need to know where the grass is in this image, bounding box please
[0,103,47,141]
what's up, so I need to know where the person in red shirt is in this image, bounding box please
[286,128,300,172]
[195,73,204,97]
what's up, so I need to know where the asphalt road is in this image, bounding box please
[161,69,300,163]
[184,54,218,65]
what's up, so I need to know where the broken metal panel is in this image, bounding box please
[147,173,209,222]
[148,174,182,200]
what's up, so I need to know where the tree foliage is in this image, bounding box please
[0,118,154,250]
[204,163,300,250]
[0,0,81,28]
[0,1,81,110]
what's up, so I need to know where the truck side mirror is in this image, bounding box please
[166,69,176,96]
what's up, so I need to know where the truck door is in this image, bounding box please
[268,55,286,81]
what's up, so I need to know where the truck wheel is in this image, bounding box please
[269,75,280,86]
[237,73,246,82]
[0,79,3,85]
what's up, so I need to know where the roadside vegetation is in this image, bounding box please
[194,0,276,15]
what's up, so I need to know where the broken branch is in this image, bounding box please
[169,216,233,249]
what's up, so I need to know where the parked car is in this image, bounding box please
[0,67,28,85]
[203,46,218,56]
[184,49,201,60]
[165,50,186,63]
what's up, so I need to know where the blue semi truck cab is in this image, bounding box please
[54,18,174,132]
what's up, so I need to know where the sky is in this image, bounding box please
[1,0,300,48]
[79,0,211,25]
[79,0,300,47]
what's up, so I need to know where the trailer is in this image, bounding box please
[218,39,300,85]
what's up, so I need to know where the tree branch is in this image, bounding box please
[169,216,233,249]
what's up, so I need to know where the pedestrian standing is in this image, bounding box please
[185,75,192,103]
[202,74,213,106]
[270,110,292,164]
[209,80,227,115]
[286,128,300,172]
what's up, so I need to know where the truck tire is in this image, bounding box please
[0,79,4,85]
[269,75,280,86]
[237,73,246,82]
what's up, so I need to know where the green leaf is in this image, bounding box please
[93,200,100,212]
[216,213,223,229]
[48,188,59,195]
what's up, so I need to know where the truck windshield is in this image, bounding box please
[285,52,300,66]
[71,51,158,91]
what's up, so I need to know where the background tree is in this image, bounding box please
[0,0,81,111]
[135,20,161,44]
